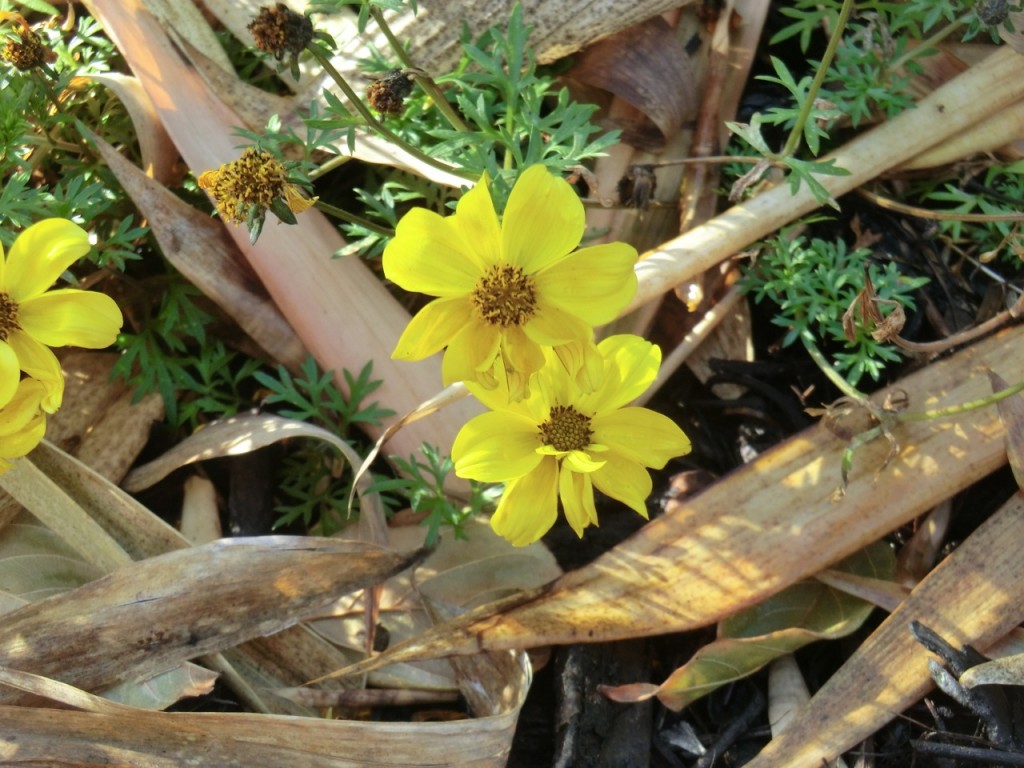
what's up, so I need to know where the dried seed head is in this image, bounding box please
[1,18,51,71]
[367,69,416,117]
[248,3,313,60]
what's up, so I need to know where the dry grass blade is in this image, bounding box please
[323,324,1024,676]
[743,491,1024,767]
[0,698,524,767]
[0,537,422,703]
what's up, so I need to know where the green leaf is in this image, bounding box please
[601,540,895,711]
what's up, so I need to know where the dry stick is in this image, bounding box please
[623,47,1024,316]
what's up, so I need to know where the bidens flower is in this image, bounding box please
[383,165,638,401]
[452,334,691,546]
[0,377,47,473]
[0,219,123,412]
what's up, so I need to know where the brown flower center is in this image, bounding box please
[0,292,19,341]
[472,265,536,327]
[539,405,593,452]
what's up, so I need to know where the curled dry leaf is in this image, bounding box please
[0,697,525,767]
[122,412,390,544]
[0,537,422,704]
[565,16,697,151]
[312,518,561,691]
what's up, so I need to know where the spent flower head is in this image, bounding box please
[0,13,53,72]
[198,148,317,243]
[452,334,691,546]
[248,3,314,78]
[0,219,123,413]
[383,165,639,401]
[367,69,416,116]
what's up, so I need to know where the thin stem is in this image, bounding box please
[780,0,855,158]
[898,378,1024,422]
[801,333,869,401]
[368,6,470,133]
[888,15,968,73]
[313,200,393,237]
[306,44,474,181]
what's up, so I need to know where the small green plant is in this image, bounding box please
[253,357,395,535]
[367,444,497,546]
[740,232,929,387]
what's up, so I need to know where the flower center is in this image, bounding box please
[539,405,593,452]
[472,265,537,327]
[0,292,19,341]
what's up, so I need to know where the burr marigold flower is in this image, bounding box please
[0,219,123,412]
[0,377,47,473]
[452,334,691,546]
[383,165,639,400]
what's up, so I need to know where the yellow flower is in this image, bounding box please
[383,165,639,400]
[452,334,691,546]
[0,377,47,473]
[0,219,124,412]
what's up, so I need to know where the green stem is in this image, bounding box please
[779,0,855,158]
[313,200,393,236]
[367,6,470,133]
[801,334,869,401]
[306,44,474,181]
[898,378,1024,423]
[887,15,968,73]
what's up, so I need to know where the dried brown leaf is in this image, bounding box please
[0,537,422,703]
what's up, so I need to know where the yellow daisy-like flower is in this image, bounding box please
[383,165,639,400]
[0,377,47,473]
[452,334,691,547]
[0,219,124,412]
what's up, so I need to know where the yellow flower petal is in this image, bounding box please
[7,331,64,412]
[383,209,486,296]
[392,296,476,361]
[5,219,90,301]
[591,455,653,518]
[592,407,691,469]
[559,469,598,537]
[18,289,123,348]
[452,177,502,266]
[523,304,593,347]
[442,319,501,385]
[502,166,585,273]
[489,457,559,546]
[0,415,45,462]
[452,410,542,482]
[500,324,546,383]
[581,335,661,412]
[0,378,45,436]
[0,342,18,408]
[533,243,638,325]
